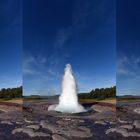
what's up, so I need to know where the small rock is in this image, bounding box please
[106,127,140,137]
[68,127,92,138]
[78,119,85,123]
[116,128,129,137]
[106,127,129,137]
[63,118,71,121]
[12,127,50,137]
[15,121,23,124]
[24,118,34,124]
[95,121,106,125]
[120,124,134,130]
[46,123,92,138]
[34,132,50,137]
[108,121,116,124]
[12,128,23,134]
[133,120,140,129]
[27,125,40,130]
[57,120,70,125]
[1,121,13,125]
[52,134,67,140]
[78,126,92,134]
[118,118,127,123]
[40,120,48,128]
[106,128,116,134]
[22,128,35,137]
[129,132,140,137]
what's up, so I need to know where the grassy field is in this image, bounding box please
[0,98,23,104]
[23,98,117,104]
[79,98,116,104]
[3,97,140,105]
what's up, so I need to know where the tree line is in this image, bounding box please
[0,86,22,99]
[79,86,116,100]
[0,86,116,100]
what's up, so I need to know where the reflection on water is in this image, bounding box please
[117,100,140,106]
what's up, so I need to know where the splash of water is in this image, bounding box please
[48,64,85,113]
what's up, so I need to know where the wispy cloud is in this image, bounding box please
[23,53,62,80]
[117,54,140,95]
[53,0,93,49]
[23,53,62,95]
[117,54,140,78]
[117,55,129,75]
[23,54,46,75]
[53,28,71,48]
[53,0,114,49]
[72,0,92,27]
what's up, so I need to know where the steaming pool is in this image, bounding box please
[23,101,96,116]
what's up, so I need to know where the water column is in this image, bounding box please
[48,64,85,113]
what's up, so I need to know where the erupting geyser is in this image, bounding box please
[48,64,85,113]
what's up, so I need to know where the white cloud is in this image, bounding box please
[37,55,47,64]
[54,28,71,48]
[72,0,91,27]
[23,52,68,82]
[23,53,47,75]
[117,54,140,78]
[53,1,93,49]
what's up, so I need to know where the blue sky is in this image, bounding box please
[0,0,22,89]
[3,0,140,96]
[1,0,140,96]
[23,0,116,96]
[117,0,140,95]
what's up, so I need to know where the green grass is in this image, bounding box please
[79,98,116,103]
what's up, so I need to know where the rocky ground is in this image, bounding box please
[0,102,140,140]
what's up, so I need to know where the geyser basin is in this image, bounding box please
[48,64,86,113]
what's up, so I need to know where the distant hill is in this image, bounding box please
[117,95,140,100]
